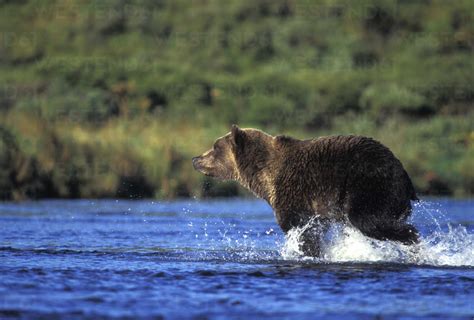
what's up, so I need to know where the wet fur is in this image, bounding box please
[193,126,419,256]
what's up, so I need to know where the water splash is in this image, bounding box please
[185,219,282,261]
[183,200,473,266]
[280,202,474,267]
[417,224,474,266]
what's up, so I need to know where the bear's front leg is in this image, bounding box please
[299,225,323,257]
[275,208,329,257]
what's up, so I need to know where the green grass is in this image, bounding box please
[0,0,473,199]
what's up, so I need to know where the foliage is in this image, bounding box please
[0,0,473,199]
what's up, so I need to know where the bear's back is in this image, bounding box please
[308,135,392,164]
[306,135,418,203]
[276,134,416,203]
[274,135,390,201]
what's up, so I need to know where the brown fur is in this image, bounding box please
[193,125,419,256]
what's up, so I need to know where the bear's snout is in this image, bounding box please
[192,155,211,175]
[192,156,201,170]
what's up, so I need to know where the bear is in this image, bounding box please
[192,125,419,256]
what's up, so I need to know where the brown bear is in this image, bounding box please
[192,125,419,256]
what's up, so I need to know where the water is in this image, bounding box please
[0,198,473,319]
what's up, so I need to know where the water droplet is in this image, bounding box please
[265,228,274,235]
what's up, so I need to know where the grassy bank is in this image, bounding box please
[1,112,473,200]
[0,0,473,199]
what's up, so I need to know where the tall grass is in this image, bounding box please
[0,0,473,199]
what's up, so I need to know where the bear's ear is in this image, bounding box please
[231,124,245,151]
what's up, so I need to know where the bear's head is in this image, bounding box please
[192,125,274,184]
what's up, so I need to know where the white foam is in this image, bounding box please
[417,224,474,266]
[280,222,474,267]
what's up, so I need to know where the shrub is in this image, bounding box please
[359,83,429,120]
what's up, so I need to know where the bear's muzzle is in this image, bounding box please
[192,156,201,170]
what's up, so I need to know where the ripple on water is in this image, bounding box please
[0,199,473,319]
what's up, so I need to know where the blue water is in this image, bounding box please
[0,199,473,319]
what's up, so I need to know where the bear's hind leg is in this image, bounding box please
[379,223,419,244]
[347,199,420,245]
